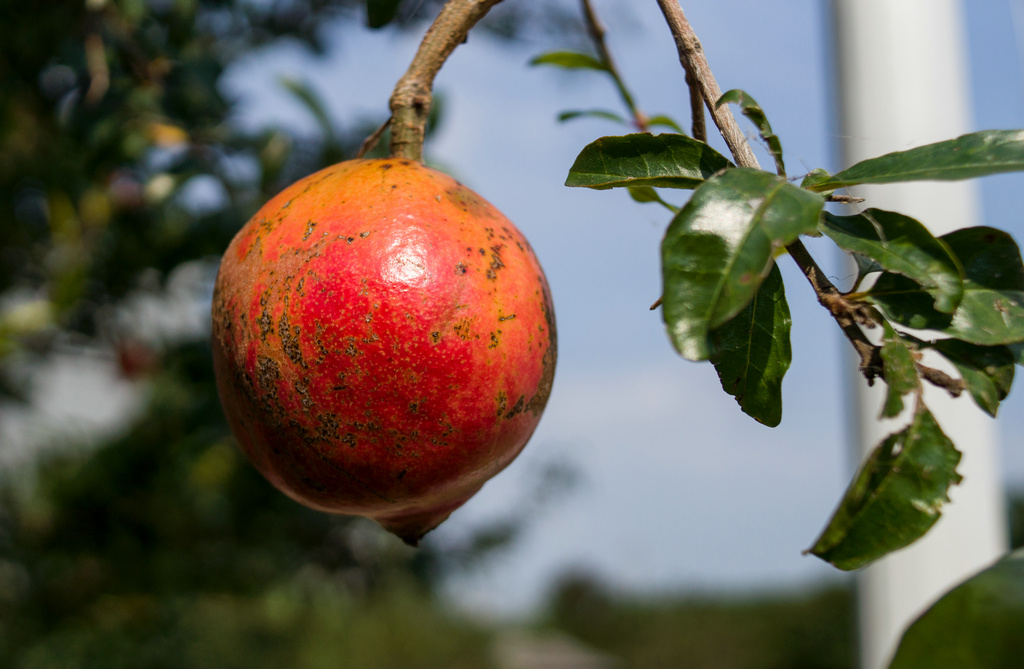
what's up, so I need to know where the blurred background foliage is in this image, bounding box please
[0,0,1020,666]
[0,0,524,665]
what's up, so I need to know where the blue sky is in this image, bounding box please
[223,0,1024,615]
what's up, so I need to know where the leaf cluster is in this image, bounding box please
[560,84,1024,572]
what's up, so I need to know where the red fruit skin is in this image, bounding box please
[211,158,556,544]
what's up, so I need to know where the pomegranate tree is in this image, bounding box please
[211,158,556,544]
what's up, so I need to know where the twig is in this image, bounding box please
[786,241,967,396]
[826,193,865,204]
[786,239,884,380]
[389,0,503,161]
[580,0,648,130]
[356,117,391,159]
[685,70,706,142]
[655,0,759,168]
[916,362,965,398]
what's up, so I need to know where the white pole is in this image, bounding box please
[830,2,1009,668]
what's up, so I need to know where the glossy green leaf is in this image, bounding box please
[661,168,824,361]
[808,404,962,571]
[930,339,1014,417]
[807,130,1024,191]
[365,0,401,28]
[627,186,678,213]
[708,262,791,426]
[867,227,1024,345]
[890,548,1024,669]
[529,50,607,72]
[822,209,963,313]
[717,89,785,175]
[879,323,920,419]
[565,133,732,190]
[646,114,685,134]
[557,109,628,125]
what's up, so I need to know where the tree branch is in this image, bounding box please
[916,362,965,398]
[580,0,648,131]
[655,0,758,168]
[388,0,503,162]
[786,243,967,397]
[785,239,884,380]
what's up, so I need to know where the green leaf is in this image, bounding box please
[929,339,1014,417]
[529,50,608,72]
[822,209,963,313]
[800,168,832,190]
[852,254,884,283]
[890,548,1024,669]
[708,262,791,426]
[867,227,1024,346]
[365,0,402,28]
[627,186,678,213]
[808,404,962,571]
[717,89,785,176]
[807,130,1024,191]
[646,115,685,134]
[566,133,733,190]
[661,168,824,361]
[557,109,628,125]
[879,323,920,419]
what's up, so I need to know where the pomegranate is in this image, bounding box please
[211,158,556,544]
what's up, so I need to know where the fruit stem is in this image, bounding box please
[389,0,504,162]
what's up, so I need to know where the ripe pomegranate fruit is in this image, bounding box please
[211,158,556,545]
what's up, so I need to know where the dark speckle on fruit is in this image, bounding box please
[255,355,280,392]
[257,310,273,341]
[301,476,327,492]
[504,395,525,419]
[317,413,339,440]
[278,312,305,368]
